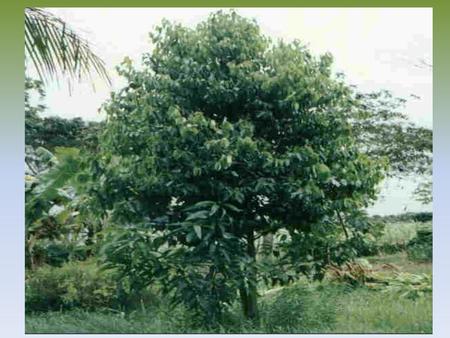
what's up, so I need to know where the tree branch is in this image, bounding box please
[336,210,349,240]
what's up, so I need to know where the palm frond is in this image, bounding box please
[25,7,111,85]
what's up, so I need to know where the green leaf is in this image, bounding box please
[186,210,209,221]
[226,155,233,166]
[223,203,242,213]
[210,204,220,216]
[193,225,202,239]
[316,163,331,180]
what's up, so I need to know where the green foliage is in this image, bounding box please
[26,259,119,312]
[350,90,432,176]
[349,90,432,204]
[23,10,433,332]
[414,179,432,204]
[27,279,431,334]
[377,221,421,253]
[25,77,105,269]
[25,283,339,334]
[25,77,46,145]
[95,10,385,321]
[28,116,100,150]
[25,77,103,151]
[406,227,432,262]
[25,145,102,269]
[270,212,384,281]
[25,233,432,334]
[99,225,241,326]
[26,146,80,268]
[26,239,89,268]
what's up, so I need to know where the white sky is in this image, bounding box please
[29,7,433,215]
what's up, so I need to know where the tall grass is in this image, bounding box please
[328,287,432,334]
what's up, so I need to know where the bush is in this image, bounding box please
[26,240,89,268]
[406,228,432,262]
[26,259,120,312]
[412,212,432,223]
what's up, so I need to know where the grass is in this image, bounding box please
[328,287,432,334]
[25,285,337,334]
[26,310,183,334]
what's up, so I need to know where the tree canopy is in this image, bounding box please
[94,11,386,322]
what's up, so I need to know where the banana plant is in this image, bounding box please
[25,146,90,269]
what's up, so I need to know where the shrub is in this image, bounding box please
[406,228,432,262]
[26,259,120,312]
[26,240,89,268]
[412,212,432,223]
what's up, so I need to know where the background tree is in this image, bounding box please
[95,11,385,322]
[25,77,103,151]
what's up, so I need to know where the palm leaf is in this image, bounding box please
[25,7,110,85]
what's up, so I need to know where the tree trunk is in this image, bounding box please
[240,229,258,320]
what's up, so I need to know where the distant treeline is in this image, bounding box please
[370,212,432,223]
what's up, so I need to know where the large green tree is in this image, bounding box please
[95,11,385,322]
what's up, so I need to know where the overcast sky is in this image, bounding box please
[29,7,432,215]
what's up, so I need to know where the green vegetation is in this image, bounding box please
[26,259,119,312]
[26,220,432,333]
[24,10,432,334]
[95,10,388,322]
[406,227,432,262]
[329,287,431,334]
[26,259,432,334]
